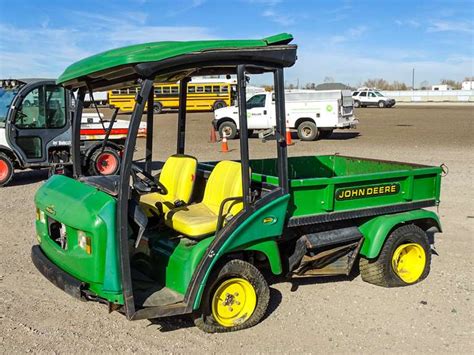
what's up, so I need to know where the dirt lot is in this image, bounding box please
[1,105,472,353]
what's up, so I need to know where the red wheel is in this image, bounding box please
[88,148,121,176]
[0,152,14,187]
[95,152,119,175]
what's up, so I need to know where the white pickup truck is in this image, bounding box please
[213,90,357,141]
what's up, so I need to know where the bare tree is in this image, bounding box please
[440,79,461,89]
[323,76,334,83]
[419,81,430,90]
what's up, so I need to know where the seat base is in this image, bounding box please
[165,204,218,239]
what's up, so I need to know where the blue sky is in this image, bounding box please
[0,0,472,87]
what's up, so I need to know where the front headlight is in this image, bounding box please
[36,208,46,223]
[78,230,92,254]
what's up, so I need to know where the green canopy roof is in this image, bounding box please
[57,33,296,89]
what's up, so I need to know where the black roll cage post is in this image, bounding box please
[72,87,86,178]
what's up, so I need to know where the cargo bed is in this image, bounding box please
[249,155,442,226]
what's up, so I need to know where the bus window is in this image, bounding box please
[205,86,212,93]
[163,87,170,94]
[171,86,179,94]
[188,86,195,93]
[112,90,120,94]
[212,86,220,93]
[196,86,204,93]
[221,86,229,92]
[155,87,162,94]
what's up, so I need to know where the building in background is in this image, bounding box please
[461,81,474,90]
[431,84,453,91]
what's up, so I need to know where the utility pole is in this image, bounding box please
[412,68,415,90]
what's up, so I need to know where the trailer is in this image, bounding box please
[31,33,443,333]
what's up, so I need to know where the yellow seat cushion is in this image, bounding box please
[165,160,245,238]
[165,204,218,237]
[140,155,197,217]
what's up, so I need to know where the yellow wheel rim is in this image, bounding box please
[391,243,426,283]
[211,278,257,327]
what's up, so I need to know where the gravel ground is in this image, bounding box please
[0,105,472,353]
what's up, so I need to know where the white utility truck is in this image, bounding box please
[213,90,357,141]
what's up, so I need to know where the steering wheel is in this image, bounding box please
[131,164,168,195]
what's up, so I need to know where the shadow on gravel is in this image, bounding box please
[261,287,282,322]
[8,169,49,187]
[147,314,195,332]
[326,132,360,140]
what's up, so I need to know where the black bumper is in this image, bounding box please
[31,245,85,300]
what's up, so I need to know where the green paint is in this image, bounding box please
[193,194,290,309]
[245,240,282,274]
[149,235,214,295]
[326,104,333,112]
[35,175,123,304]
[57,33,293,84]
[358,209,442,259]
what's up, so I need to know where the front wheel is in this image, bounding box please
[359,224,431,287]
[297,121,319,141]
[378,100,386,108]
[218,121,237,139]
[194,259,270,333]
[354,100,361,108]
[0,152,14,187]
[88,148,121,176]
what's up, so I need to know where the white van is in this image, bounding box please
[213,90,357,141]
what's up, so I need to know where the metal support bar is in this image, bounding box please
[237,65,251,207]
[177,77,190,154]
[145,85,154,174]
[72,88,85,178]
[117,79,153,319]
[274,68,289,193]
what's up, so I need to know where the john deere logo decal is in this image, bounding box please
[336,183,400,201]
[326,104,333,112]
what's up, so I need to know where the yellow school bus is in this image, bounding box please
[108,82,234,113]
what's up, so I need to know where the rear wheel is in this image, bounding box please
[218,121,237,139]
[194,259,270,333]
[319,129,334,139]
[359,224,431,287]
[0,152,14,187]
[88,148,121,176]
[297,120,319,141]
[153,102,163,114]
[213,100,227,111]
[378,100,386,108]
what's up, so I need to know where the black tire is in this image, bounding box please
[359,224,431,287]
[354,100,361,108]
[0,152,14,187]
[88,148,121,176]
[378,100,386,108]
[319,129,334,139]
[297,120,319,141]
[213,100,227,111]
[153,102,163,114]
[218,121,237,139]
[194,259,270,333]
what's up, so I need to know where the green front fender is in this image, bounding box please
[192,194,290,309]
[358,209,442,259]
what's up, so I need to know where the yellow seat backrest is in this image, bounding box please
[202,161,244,216]
[159,155,197,202]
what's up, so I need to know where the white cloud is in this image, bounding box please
[427,20,473,34]
[167,0,206,16]
[262,9,295,26]
[328,25,367,44]
[395,19,421,28]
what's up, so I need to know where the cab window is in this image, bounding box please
[352,91,359,96]
[246,94,266,109]
[359,92,367,97]
[14,86,66,129]
[369,92,376,97]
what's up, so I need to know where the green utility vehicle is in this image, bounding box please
[32,33,443,332]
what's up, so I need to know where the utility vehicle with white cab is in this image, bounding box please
[0,79,138,186]
[213,90,357,141]
[32,33,443,333]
